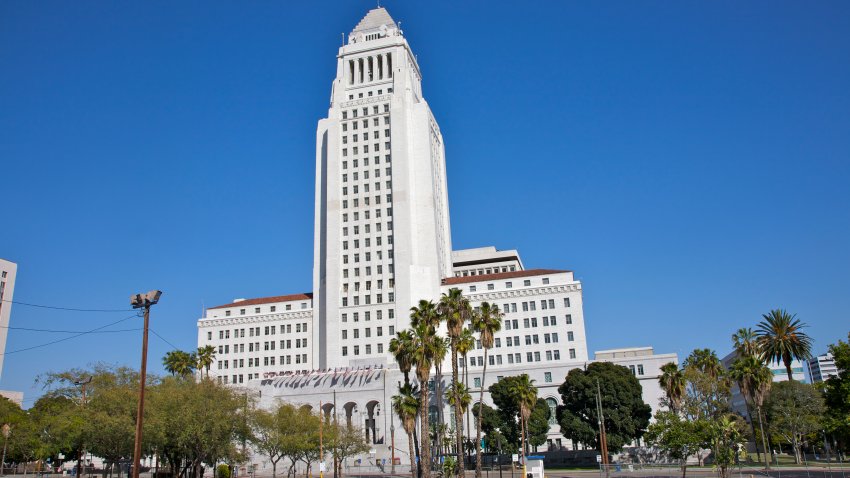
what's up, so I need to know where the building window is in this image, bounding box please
[569,349,576,359]
[487,284,494,290]
[523,280,531,286]
[567,331,574,342]
[544,372,552,383]
[564,298,571,307]
[637,364,645,376]
[505,282,512,289]
[474,377,481,388]
[565,314,572,324]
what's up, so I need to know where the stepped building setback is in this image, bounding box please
[197,7,675,464]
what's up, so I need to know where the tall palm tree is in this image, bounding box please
[437,287,472,474]
[732,328,759,358]
[432,336,449,459]
[162,350,197,378]
[508,374,537,478]
[756,309,813,381]
[658,362,685,414]
[457,327,475,456]
[196,345,216,379]
[410,300,440,478]
[390,330,416,387]
[392,383,420,478]
[471,302,502,478]
[729,356,773,469]
[684,348,723,379]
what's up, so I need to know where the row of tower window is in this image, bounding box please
[341,130,390,143]
[455,266,517,277]
[464,349,576,368]
[341,142,391,156]
[342,181,391,196]
[341,343,385,356]
[342,104,390,119]
[217,353,309,370]
[341,293,394,306]
[216,338,308,355]
[341,326,392,339]
[342,221,392,236]
[342,279,394,292]
[342,264,394,278]
[493,298,572,314]
[503,315,572,329]
[341,209,392,223]
[347,54,392,85]
[341,309,395,322]
[212,323,308,340]
[342,168,391,182]
[346,88,392,100]
[342,236,392,250]
[342,116,390,131]
[342,250,393,263]
[220,302,308,317]
[342,155,390,170]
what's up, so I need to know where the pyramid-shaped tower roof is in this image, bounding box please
[351,7,397,35]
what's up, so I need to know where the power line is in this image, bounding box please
[149,328,180,351]
[1,325,140,334]
[1,313,140,356]
[1,299,133,313]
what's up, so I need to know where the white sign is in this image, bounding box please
[319,463,326,472]
[512,454,519,463]
[596,455,602,463]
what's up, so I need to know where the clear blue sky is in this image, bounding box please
[2,1,848,406]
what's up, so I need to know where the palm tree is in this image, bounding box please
[437,287,472,474]
[507,374,537,478]
[729,356,773,469]
[471,302,502,478]
[658,362,685,414]
[162,350,197,377]
[432,336,449,459]
[410,300,440,478]
[732,328,759,358]
[392,384,420,478]
[457,327,475,456]
[390,330,416,387]
[196,345,216,379]
[756,309,813,381]
[684,348,723,379]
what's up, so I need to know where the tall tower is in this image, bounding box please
[313,8,452,369]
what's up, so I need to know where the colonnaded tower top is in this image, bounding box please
[312,7,453,369]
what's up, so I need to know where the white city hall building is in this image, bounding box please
[197,8,673,467]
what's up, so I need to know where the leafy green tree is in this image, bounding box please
[471,301,502,477]
[507,375,537,464]
[823,332,850,452]
[682,349,730,422]
[557,362,651,452]
[248,405,289,478]
[732,328,759,358]
[709,414,746,478]
[146,377,249,478]
[488,378,521,447]
[728,355,772,468]
[764,380,824,463]
[756,309,812,381]
[527,399,550,452]
[645,411,707,478]
[328,423,369,478]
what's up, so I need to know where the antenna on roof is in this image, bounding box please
[341,32,345,46]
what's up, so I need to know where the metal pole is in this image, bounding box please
[132,305,151,478]
[320,401,324,478]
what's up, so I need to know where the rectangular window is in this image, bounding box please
[567,331,574,341]
[564,297,571,308]
[534,351,541,362]
[505,282,512,289]
[637,364,645,376]
[474,377,481,388]
[544,372,552,383]
[569,349,576,359]
[565,314,572,324]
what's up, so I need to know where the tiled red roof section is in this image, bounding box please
[442,269,569,285]
[208,293,313,310]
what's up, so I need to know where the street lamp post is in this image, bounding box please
[2,423,10,476]
[130,290,162,478]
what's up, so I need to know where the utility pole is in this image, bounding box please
[130,290,162,478]
[596,380,609,475]
[333,390,338,478]
[319,401,324,478]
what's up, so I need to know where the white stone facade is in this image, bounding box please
[194,6,677,466]
[807,352,838,383]
[0,258,17,380]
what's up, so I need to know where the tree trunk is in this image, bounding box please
[464,357,470,460]
[784,354,794,381]
[475,348,489,478]
[271,461,276,478]
[680,460,686,478]
[743,401,761,462]
[756,406,771,469]
[451,344,464,477]
[420,377,431,478]
[408,428,417,478]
